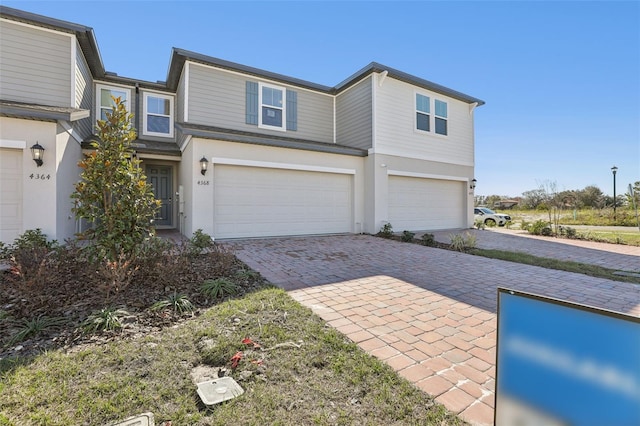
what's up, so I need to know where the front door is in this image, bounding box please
[146,165,173,227]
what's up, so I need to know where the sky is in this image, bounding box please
[3,0,639,198]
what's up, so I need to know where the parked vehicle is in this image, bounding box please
[474,207,511,226]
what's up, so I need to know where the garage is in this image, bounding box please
[388,175,465,231]
[0,148,23,244]
[213,165,353,238]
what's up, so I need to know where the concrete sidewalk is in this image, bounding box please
[227,233,640,425]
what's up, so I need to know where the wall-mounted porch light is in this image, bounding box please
[470,178,477,190]
[200,156,209,176]
[30,142,45,167]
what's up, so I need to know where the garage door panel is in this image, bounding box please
[214,165,352,238]
[389,176,464,231]
[0,148,23,243]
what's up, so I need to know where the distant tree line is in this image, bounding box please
[477,181,640,210]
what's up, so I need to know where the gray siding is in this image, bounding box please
[177,67,186,123]
[74,40,93,138]
[336,76,372,150]
[188,63,333,143]
[0,20,72,107]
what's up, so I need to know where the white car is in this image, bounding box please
[474,207,511,226]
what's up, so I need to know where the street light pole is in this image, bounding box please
[611,166,618,221]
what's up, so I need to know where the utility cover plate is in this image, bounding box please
[196,376,244,406]
[108,412,154,426]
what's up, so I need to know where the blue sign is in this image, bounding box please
[495,288,640,426]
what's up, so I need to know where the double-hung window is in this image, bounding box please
[143,92,174,137]
[97,84,130,121]
[416,94,430,132]
[259,82,286,131]
[435,99,448,136]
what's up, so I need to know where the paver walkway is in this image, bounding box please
[226,233,640,425]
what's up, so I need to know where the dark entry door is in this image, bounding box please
[146,165,173,227]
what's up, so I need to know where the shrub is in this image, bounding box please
[449,232,477,252]
[81,307,130,333]
[520,219,531,231]
[560,226,577,238]
[420,233,436,246]
[474,219,486,230]
[377,223,394,239]
[151,292,194,314]
[188,229,215,257]
[8,315,66,345]
[200,278,238,299]
[4,229,57,285]
[529,220,552,236]
[401,230,415,242]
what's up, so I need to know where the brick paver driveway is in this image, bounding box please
[226,234,640,426]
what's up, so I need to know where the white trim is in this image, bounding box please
[371,147,474,167]
[142,92,175,138]
[212,157,356,175]
[378,70,388,87]
[387,169,468,182]
[258,82,286,132]
[180,134,193,153]
[136,153,181,161]
[332,96,336,144]
[59,120,83,144]
[184,62,190,122]
[95,83,132,125]
[0,139,26,149]
[414,91,431,134]
[372,74,377,150]
[188,61,334,98]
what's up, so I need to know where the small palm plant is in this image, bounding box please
[8,315,67,345]
[200,278,238,299]
[81,307,129,333]
[151,292,194,314]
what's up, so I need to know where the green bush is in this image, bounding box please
[529,220,552,236]
[474,219,486,230]
[81,307,130,333]
[377,223,394,239]
[401,230,415,242]
[200,278,238,299]
[3,229,58,284]
[420,233,436,246]
[188,229,215,257]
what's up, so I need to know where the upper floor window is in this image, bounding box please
[416,94,430,132]
[143,92,174,137]
[259,82,286,131]
[435,99,448,135]
[97,84,131,121]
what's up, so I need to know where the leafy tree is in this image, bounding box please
[72,97,160,262]
[575,185,604,209]
[520,188,546,209]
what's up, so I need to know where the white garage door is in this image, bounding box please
[0,148,23,244]
[388,176,465,231]
[213,165,352,238]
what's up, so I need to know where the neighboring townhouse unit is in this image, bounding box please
[0,6,484,244]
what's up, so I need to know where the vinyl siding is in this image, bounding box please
[375,77,474,165]
[187,63,333,143]
[176,66,187,123]
[0,20,72,107]
[336,76,372,150]
[74,40,93,138]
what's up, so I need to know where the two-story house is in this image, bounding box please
[0,6,484,244]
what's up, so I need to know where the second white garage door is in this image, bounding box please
[213,165,353,238]
[0,148,23,244]
[388,175,465,231]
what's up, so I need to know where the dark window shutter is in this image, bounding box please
[286,89,297,131]
[246,81,258,125]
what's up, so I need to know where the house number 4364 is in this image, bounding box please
[29,173,51,180]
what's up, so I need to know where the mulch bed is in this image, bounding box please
[0,245,269,360]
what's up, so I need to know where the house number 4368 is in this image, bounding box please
[197,180,210,185]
